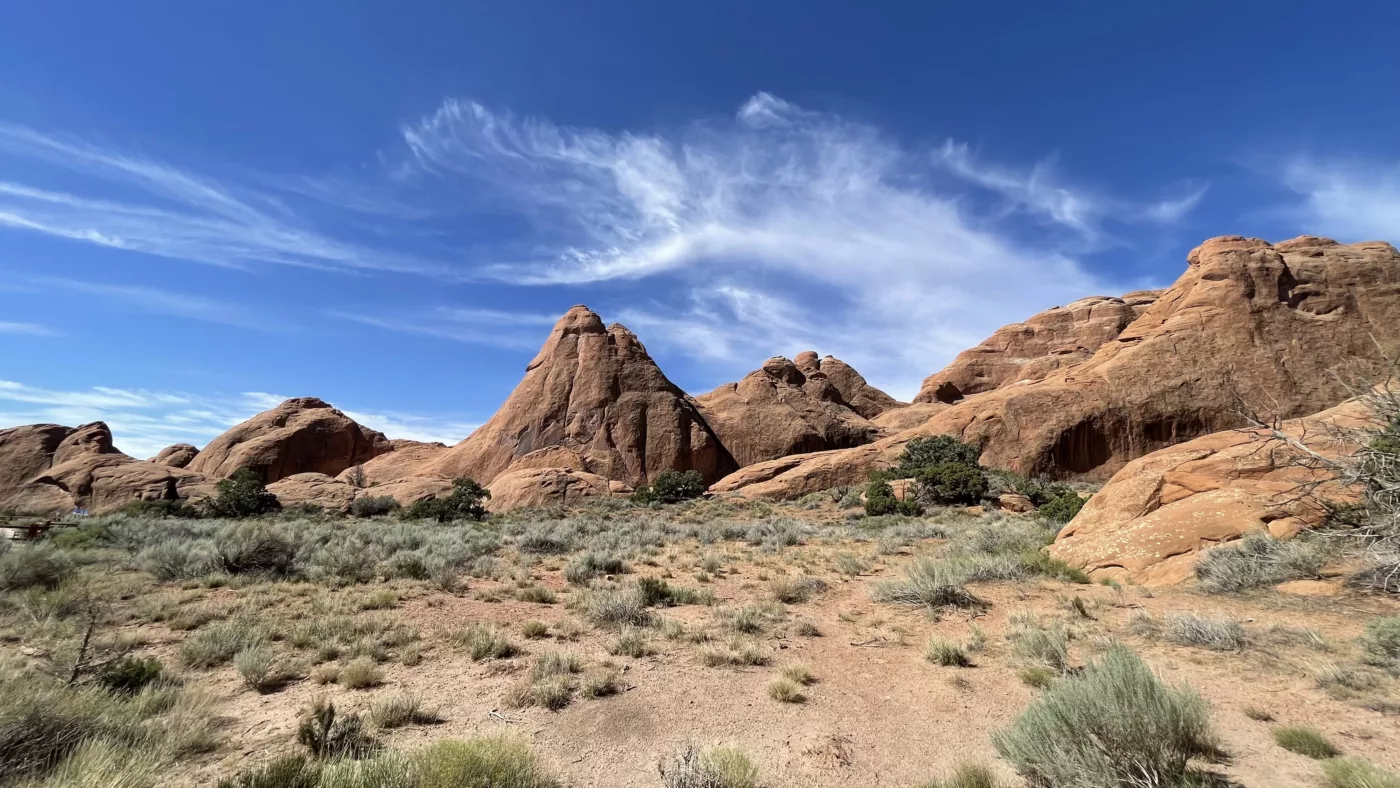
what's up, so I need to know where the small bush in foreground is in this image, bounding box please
[234,645,283,693]
[916,462,989,505]
[660,745,761,788]
[921,762,1004,788]
[1274,725,1340,759]
[180,619,265,669]
[450,623,520,661]
[370,693,442,729]
[416,737,559,787]
[339,657,384,690]
[1162,614,1248,651]
[926,637,972,667]
[992,645,1226,788]
[871,559,983,615]
[297,698,374,759]
[95,656,163,696]
[0,542,74,590]
[1194,532,1328,594]
[1323,757,1400,788]
[1037,491,1086,524]
[779,664,816,685]
[767,678,805,703]
[1360,615,1400,670]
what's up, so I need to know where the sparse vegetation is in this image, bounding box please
[206,467,281,518]
[1323,757,1400,788]
[1274,724,1341,759]
[350,495,400,518]
[1162,613,1248,651]
[926,637,973,667]
[632,469,707,505]
[921,762,1004,788]
[767,677,806,703]
[405,477,491,522]
[993,645,1226,788]
[1194,532,1329,593]
[660,745,761,788]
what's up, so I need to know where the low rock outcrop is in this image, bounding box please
[336,440,448,487]
[150,443,199,468]
[188,397,392,484]
[1047,397,1372,585]
[0,422,211,514]
[486,467,624,511]
[427,306,736,488]
[696,356,879,467]
[914,294,1155,405]
[267,473,358,514]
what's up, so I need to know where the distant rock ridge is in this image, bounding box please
[714,235,1400,498]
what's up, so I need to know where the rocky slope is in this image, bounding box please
[424,306,736,489]
[1047,395,1374,584]
[715,236,1400,498]
[695,356,879,467]
[150,443,199,468]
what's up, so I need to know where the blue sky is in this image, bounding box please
[2,1,1398,458]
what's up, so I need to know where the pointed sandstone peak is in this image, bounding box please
[187,397,392,483]
[428,306,736,487]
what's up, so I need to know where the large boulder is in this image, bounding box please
[336,439,448,487]
[267,473,358,514]
[1047,397,1373,585]
[426,306,736,488]
[794,352,904,419]
[188,397,392,484]
[486,467,621,511]
[150,443,199,468]
[715,236,1400,498]
[695,356,880,467]
[0,422,212,514]
[914,294,1155,405]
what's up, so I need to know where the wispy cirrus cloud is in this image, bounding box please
[328,306,560,350]
[1275,155,1400,241]
[0,383,474,459]
[30,277,292,331]
[391,91,1205,395]
[0,123,453,276]
[0,321,59,337]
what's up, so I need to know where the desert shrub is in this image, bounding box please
[767,678,805,703]
[1018,666,1057,689]
[181,619,265,668]
[415,737,559,788]
[1037,491,1087,523]
[564,552,627,584]
[234,646,282,694]
[583,586,653,629]
[339,657,384,690]
[769,575,827,603]
[531,651,583,681]
[633,470,706,505]
[1008,625,1070,673]
[607,628,654,658]
[1360,615,1400,669]
[95,657,163,696]
[520,620,549,639]
[1323,757,1400,788]
[449,623,519,661]
[405,478,490,522]
[298,698,374,759]
[206,467,281,518]
[921,763,1004,788]
[864,479,920,517]
[213,521,295,576]
[1162,614,1248,651]
[1274,724,1340,759]
[871,559,983,614]
[926,637,972,667]
[216,756,322,788]
[304,538,378,585]
[899,436,981,475]
[0,542,74,590]
[917,462,989,505]
[1194,532,1329,593]
[581,670,622,698]
[369,693,441,729]
[137,541,214,581]
[992,645,1225,788]
[779,664,815,685]
[660,745,761,788]
[350,496,400,518]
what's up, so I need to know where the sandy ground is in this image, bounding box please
[128,535,1400,788]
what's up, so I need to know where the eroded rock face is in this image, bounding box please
[150,444,199,468]
[188,397,392,484]
[0,422,212,514]
[696,356,880,467]
[267,473,358,514]
[335,440,448,487]
[914,294,1152,405]
[713,236,1400,497]
[1047,397,1372,585]
[794,352,904,419]
[486,467,622,512]
[427,306,736,487]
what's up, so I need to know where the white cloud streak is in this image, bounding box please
[30,277,290,331]
[0,321,59,337]
[396,92,1201,394]
[0,124,453,276]
[1277,156,1400,241]
[327,307,559,350]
